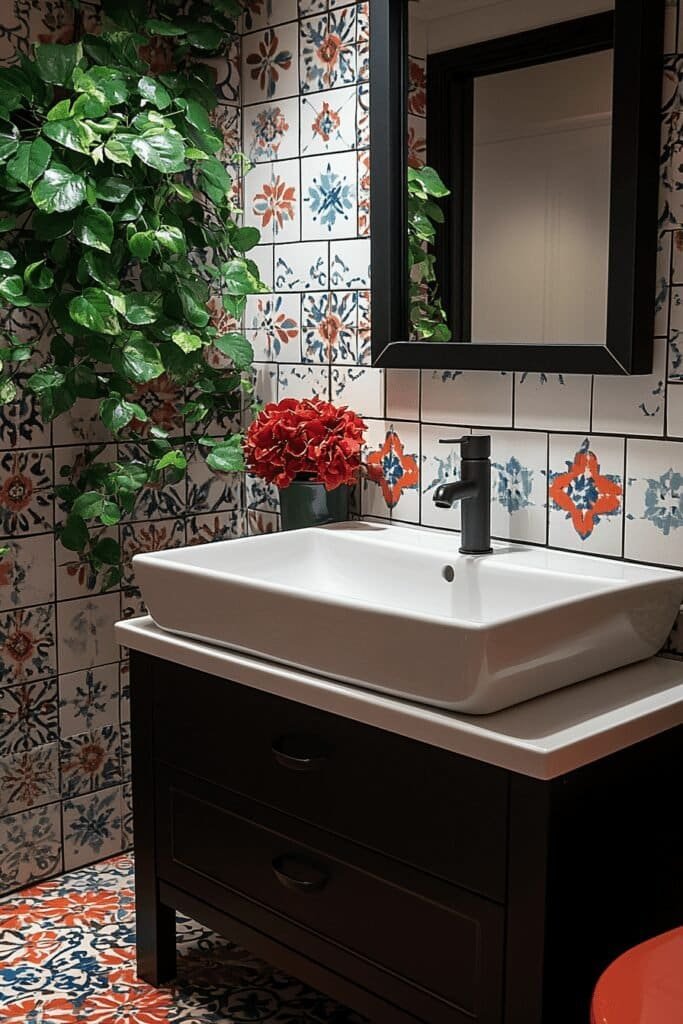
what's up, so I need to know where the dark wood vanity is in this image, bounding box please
[130,650,682,1024]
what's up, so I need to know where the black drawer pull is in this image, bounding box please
[271,735,329,772]
[272,854,329,893]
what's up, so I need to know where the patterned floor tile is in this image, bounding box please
[0,854,365,1022]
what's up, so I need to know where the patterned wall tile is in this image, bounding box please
[244,97,300,162]
[330,238,370,288]
[244,0,299,32]
[0,604,56,686]
[300,10,357,93]
[0,802,62,892]
[187,510,246,545]
[0,450,54,537]
[0,678,58,755]
[60,725,122,798]
[247,159,301,242]
[301,152,358,238]
[300,85,357,155]
[59,664,120,739]
[363,419,420,522]
[487,430,548,545]
[279,363,330,400]
[0,742,59,816]
[243,23,299,104]
[331,366,383,417]
[625,438,683,565]
[56,594,120,676]
[548,435,625,557]
[275,241,329,291]
[62,786,123,871]
[0,535,55,611]
[420,425,466,531]
[247,293,301,361]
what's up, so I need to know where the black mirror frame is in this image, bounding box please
[369,0,665,374]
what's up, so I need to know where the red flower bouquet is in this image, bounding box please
[244,398,367,491]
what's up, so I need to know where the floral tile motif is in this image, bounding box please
[408,57,426,116]
[366,425,420,513]
[0,449,53,536]
[62,787,124,870]
[301,85,357,155]
[129,373,185,439]
[0,742,59,816]
[548,436,624,556]
[625,439,683,566]
[187,510,246,546]
[0,604,56,686]
[244,0,299,31]
[250,160,301,242]
[60,726,122,798]
[0,534,55,611]
[302,153,357,237]
[121,782,134,848]
[246,293,301,360]
[302,291,358,363]
[279,363,330,401]
[300,12,356,93]
[244,97,299,162]
[0,853,367,1017]
[56,534,120,603]
[420,424,466,530]
[0,801,62,895]
[275,241,329,292]
[357,1,369,80]
[213,102,241,162]
[357,148,370,236]
[187,453,242,515]
[243,23,299,103]
[121,519,185,588]
[488,430,548,545]
[0,678,58,756]
[121,587,146,623]
[56,594,120,676]
[252,363,279,407]
[59,665,120,739]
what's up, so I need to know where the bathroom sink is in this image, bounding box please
[133,522,683,713]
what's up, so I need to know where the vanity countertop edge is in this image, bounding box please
[116,615,683,780]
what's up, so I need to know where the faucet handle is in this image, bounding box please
[439,435,491,459]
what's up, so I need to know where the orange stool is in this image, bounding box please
[591,928,683,1024]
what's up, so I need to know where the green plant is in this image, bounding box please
[0,0,265,587]
[407,164,451,342]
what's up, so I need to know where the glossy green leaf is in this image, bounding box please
[172,328,203,353]
[206,436,245,473]
[131,130,185,173]
[32,164,86,213]
[0,120,19,161]
[71,490,105,519]
[24,260,53,289]
[103,137,133,165]
[213,331,253,370]
[69,288,120,335]
[155,225,186,254]
[138,75,171,110]
[92,535,121,565]
[0,275,24,302]
[60,513,90,551]
[42,118,90,154]
[144,18,186,35]
[94,177,131,203]
[75,206,114,252]
[177,97,210,131]
[230,226,260,253]
[34,42,82,86]
[82,249,118,288]
[128,231,155,259]
[0,252,16,270]
[123,291,162,325]
[119,337,164,383]
[6,138,52,187]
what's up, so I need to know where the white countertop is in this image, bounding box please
[116,615,683,780]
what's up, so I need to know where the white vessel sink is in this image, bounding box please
[134,522,683,714]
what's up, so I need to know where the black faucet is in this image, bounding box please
[433,435,492,555]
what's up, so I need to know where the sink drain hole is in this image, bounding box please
[442,565,455,583]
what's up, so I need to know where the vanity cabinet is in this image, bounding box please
[131,651,682,1024]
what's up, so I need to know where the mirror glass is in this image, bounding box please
[408,0,616,347]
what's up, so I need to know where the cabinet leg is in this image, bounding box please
[136,894,177,986]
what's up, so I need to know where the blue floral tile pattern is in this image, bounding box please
[60,726,122,798]
[0,679,58,755]
[0,801,62,892]
[62,788,124,870]
[303,157,356,233]
[493,456,535,515]
[0,743,59,816]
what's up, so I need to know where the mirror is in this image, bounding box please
[369,0,664,373]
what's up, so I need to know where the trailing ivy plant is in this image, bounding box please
[408,164,451,342]
[0,0,265,586]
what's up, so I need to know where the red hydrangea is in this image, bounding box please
[244,398,367,491]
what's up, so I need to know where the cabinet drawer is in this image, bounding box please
[151,660,508,901]
[156,769,504,1024]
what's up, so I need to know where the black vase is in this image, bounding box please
[278,479,349,531]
